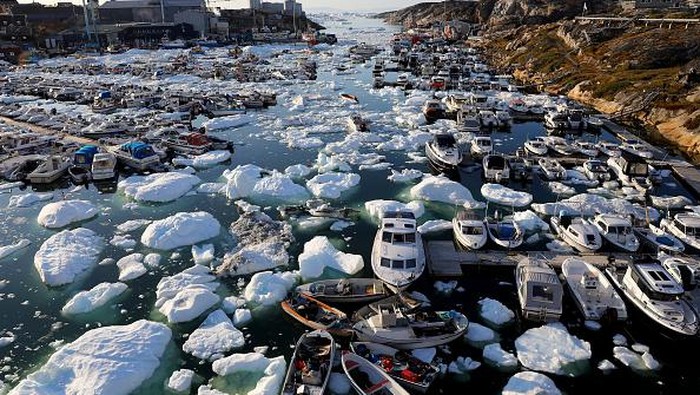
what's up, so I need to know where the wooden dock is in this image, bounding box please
[0,116,97,146]
[425,240,639,277]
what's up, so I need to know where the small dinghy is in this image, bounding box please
[27,155,70,184]
[452,210,488,250]
[561,257,627,322]
[281,330,335,395]
[523,137,548,156]
[342,352,410,395]
[281,293,353,337]
[296,278,392,304]
[538,158,566,180]
[485,211,523,249]
[551,214,602,253]
[340,93,359,103]
[516,255,563,322]
[634,224,685,253]
[350,342,440,393]
[588,214,639,252]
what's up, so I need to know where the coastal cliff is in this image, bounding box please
[377,1,700,161]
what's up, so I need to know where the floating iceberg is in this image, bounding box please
[478,298,515,328]
[62,282,128,315]
[483,343,518,370]
[502,371,561,395]
[155,265,220,324]
[650,195,692,209]
[202,114,252,131]
[464,322,499,348]
[515,323,591,376]
[481,184,532,207]
[410,175,483,208]
[0,239,30,260]
[285,164,313,178]
[364,199,425,221]
[388,168,423,183]
[298,236,364,280]
[141,212,220,250]
[8,192,53,208]
[306,172,360,199]
[34,228,104,286]
[243,271,297,306]
[118,172,201,203]
[418,219,452,234]
[173,150,231,168]
[192,244,215,265]
[37,200,98,228]
[116,253,148,281]
[9,320,171,395]
[183,309,245,361]
[167,369,195,393]
[211,353,286,395]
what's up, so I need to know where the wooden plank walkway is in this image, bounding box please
[0,116,97,147]
[426,240,639,277]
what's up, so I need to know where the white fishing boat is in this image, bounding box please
[567,109,587,130]
[470,136,493,157]
[509,98,529,115]
[573,140,599,157]
[582,159,611,182]
[91,152,118,181]
[561,257,627,322]
[537,158,566,180]
[342,352,410,395]
[479,110,499,128]
[421,100,443,119]
[352,302,469,350]
[281,330,334,395]
[607,151,652,192]
[605,257,699,337]
[27,155,70,184]
[658,253,700,292]
[109,141,160,171]
[634,224,685,253]
[544,111,568,129]
[371,211,426,291]
[350,342,440,394]
[495,110,512,128]
[516,256,563,322]
[296,278,392,304]
[543,136,574,156]
[485,212,523,249]
[425,133,462,170]
[456,112,481,133]
[597,141,621,157]
[588,214,640,252]
[482,154,510,182]
[524,137,548,156]
[661,212,700,250]
[550,215,602,253]
[452,210,488,250]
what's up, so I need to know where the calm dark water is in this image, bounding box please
[0,15,698,395]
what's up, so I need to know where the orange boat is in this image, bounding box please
[281,293,353,337]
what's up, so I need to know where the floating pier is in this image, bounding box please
[0,116,97,147]
[425,240,641,277]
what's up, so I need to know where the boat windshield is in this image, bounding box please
[436,134,456,147]
[463,226,484,235]
[532,285,555,302]
[610,225,631,234]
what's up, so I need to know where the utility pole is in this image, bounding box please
[160,0,166,23]
[81,0,92,43]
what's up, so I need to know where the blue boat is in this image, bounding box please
[110,141,161,171]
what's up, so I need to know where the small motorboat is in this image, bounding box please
[658,253,700,292]
[544,111,568,129]
[340,93,359,103]
[482,154,510,182]
[350,342,440,393]
[342,352,410,395]
[516,255,563,322]
[470,136,493,157]
[544,136,574,156]
[68,145,99,184]
[634,224,685,253]
[524,137,548,156]
[479,110,499,128]
[538,158,566,181]
[573,140,599,157]
[371,211,425,291]
[68,165,90,184]
[91,152,118,181]
[620,139,654,159]
[582,159,611,182]
[551,214,602,253]
[421,100,444,120]
[27,155,70,184]
[281,293,353,337]
[562,257,627,322]
[588,214,639,252]
[296,278,392,305]
[281,330,335,395]
[606,257,699,337]
[661,212,700,250]
[109,141,161,171]
[597,141,621,157]
[485,212,523,249]
[425,132,462,170]
[452,210,488,250]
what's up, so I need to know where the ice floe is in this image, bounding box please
[167,369,195,393]
[483,343,518,370]
[306,171,360,199]
[202,114,252,131]
[182,309,245,361]
[211,352,286,395]
[613,346,660,371]
[116,219,152,233]
[417,219,452,234]
[243,270,297,306]
[284,164,313,178]
[298,236,364,280]
[650,195,692,209]
[155,265,220,324]
[219,211,294,276]
[10,320,171,395]
[116,253,148,281]
[388,168,423,183]
[481,184,532,207]
[37,200,98,228]
[192,244,215,265]
[8,192,53,208]
[478,298,515,328]
[410,175,483,208]
[173,150,231,168]
[233,308,252,327]
[0,332,15,348]
[464,322,499,347]
[62,282,128,315]
[141,211,220,250]
[118,172,201,203]
[434,280,458,294]
[34,228,104,286]
[513,210,549,234]
[502,371,561,395]
[364,199,425,221]
[0,239,30,260]
[448,356,481,377]
[515,323,591,376]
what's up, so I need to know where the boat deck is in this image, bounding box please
[425,240,639,277]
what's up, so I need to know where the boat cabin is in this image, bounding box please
[595,215,632,236]
[629,260,684,301]
[672,214,700,237]
[433,133,457,149]
[517,261,563,321]
[73,145,99,166]
[118,141,156,159]
[619,150,649,177]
